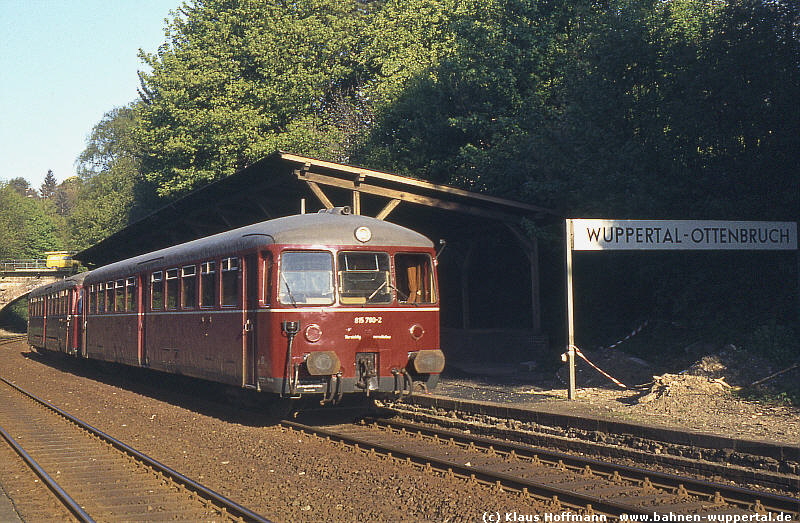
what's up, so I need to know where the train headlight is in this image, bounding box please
[410,349,445,374]
[304,323,323,343]
[354,226,372,243]
[409,324,424,340]
[305,351,341,376]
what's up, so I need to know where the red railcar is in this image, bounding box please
[28,273,87,355]
[28,210,444,404]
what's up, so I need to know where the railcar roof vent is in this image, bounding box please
[318,206,352,215]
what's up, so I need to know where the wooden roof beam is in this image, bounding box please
[305,180,334,210]
[300,170,525,223]
[376,198,401,220]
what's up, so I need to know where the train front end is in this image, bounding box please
[263,213,444,404]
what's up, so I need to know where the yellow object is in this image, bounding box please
[44,251,80,270]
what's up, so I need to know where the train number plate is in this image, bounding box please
[354,316,382,324]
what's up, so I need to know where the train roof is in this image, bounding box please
[29,272,89,298]
[84,212,433,282]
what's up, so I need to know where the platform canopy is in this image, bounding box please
[78,151,556,266]
[77,152,559,344]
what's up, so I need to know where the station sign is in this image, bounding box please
[571,219,797,251]
[563,218,798,401]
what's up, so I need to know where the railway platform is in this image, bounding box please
[0,487,22,523]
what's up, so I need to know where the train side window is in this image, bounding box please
[115,280,125,312]
[106,282,115,313]
[181,265,197,308]
[151,272,163,310]
[261,252,273,306]
[166,269,179,310]
[395,253,437,304]
[337,251,392,305]
[97,283,105,312]
[126,277,137,312]
[200,262,216,308]
[278,251,334,305]
[221,257,240,307]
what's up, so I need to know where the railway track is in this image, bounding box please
[384,400,800,493]
[283,415,800,519]
[0,377,271,522]
[0,335,27,346]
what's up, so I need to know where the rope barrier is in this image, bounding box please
[571,345,628,389]
[558,320,651,391]
[600,319,649,350]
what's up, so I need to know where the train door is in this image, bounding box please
[137,273,146,366]
[74,288,85,356]
[81,288,88,357]
[62,290,71,353]
[243,254,258,387]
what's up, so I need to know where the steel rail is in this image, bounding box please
[0,377,273,523]
[0,425,94,522]
[373,417,800,516]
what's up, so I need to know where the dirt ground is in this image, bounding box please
[440,344,800,446]
[0,338,555,522]
[1,330,798,521]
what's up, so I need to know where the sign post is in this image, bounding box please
[565,219,576,399]
[564,219,798,399]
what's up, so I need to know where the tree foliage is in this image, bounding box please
[0,183,60,258]
[69,106,145,249]
[39,170,57,199]
[135,0,382,197]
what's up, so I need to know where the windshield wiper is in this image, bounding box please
[280,272,298,307]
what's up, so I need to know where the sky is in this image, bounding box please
[0,0,179,191]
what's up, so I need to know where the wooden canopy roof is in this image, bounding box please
[77,152,557,267]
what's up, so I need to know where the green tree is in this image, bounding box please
[53,176,81,216]
[136,0,380,197]
[69,106,147,249]
[40,169,57,199]
[0,183,59,258]
[357,0,581,193]
[6,177,36,197]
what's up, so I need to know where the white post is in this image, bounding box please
[565,219,576,400]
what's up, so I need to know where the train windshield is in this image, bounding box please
[395,253,436,304]
[338,252,392,304]
[279,252,334,305]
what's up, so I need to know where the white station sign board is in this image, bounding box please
[571,219,797,251]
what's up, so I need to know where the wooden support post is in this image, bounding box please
[461,241,476,329]
[506,224,542,333]
[376,199,401,220]
[305,181,334,210]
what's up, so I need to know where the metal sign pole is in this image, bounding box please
[565,219,576,400]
